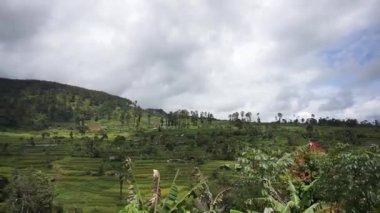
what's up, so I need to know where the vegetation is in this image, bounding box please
[0,78,379,212]
[6,169,54,212]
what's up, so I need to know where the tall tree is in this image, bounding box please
[240,111,245,122]
[245,112,252,122]
[112,157,133,200]
[277,112,283,123]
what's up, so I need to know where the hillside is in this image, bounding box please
[0,78,159,128]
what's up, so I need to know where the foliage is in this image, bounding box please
[237,146,337,212]
[238,149,293,182]
[190,167,232,212]
[116,157,134,200]
[317,147,380,211]
[120,168,231,213]
[0,78,133,127]
[251,178,331,213]
[6,169,54,213]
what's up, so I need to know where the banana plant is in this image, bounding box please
[120,169,210,213]
[252,178,334,213]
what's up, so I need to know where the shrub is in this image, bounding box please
[6,169,54,212]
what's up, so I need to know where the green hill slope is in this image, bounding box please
[0,78,159,129]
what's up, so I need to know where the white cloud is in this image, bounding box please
[0,0,379,121]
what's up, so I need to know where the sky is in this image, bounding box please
[0,0,379,121]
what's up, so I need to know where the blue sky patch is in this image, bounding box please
[321,29,380,68]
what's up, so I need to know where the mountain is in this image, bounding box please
[0,78,142,128]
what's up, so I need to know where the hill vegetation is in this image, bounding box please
[0,78,379,212]
[0,78,135,128]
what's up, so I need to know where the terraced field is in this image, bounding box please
[0,132,234,212]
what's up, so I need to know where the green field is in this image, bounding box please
[0,128,235,212]
[1,122,380,211]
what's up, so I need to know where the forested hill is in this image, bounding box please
[0,78,147,128]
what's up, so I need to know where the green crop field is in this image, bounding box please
[0,129,235,212]
[1,123,379,212]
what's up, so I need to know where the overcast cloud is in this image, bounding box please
[0,0,379,121]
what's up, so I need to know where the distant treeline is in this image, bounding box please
[228,111,379,128]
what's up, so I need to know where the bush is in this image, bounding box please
[6,169,54,212]
[317,149,380,211]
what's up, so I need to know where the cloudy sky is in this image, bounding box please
[0,0,379,121]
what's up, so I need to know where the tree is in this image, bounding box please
[120,110,126,126]
[245,112,252,122]
[6,169,54,212]
[206,112,214,125]
[147,113,152,128]
[160,116,164,129]
[240,111,245,122]
[135,108,142,129]
[125,112,132,129]
[232,112,239,121]
[111,157,133,200]
[191,111,199,126]
[277,112,283,123]
[310,114,317,125]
